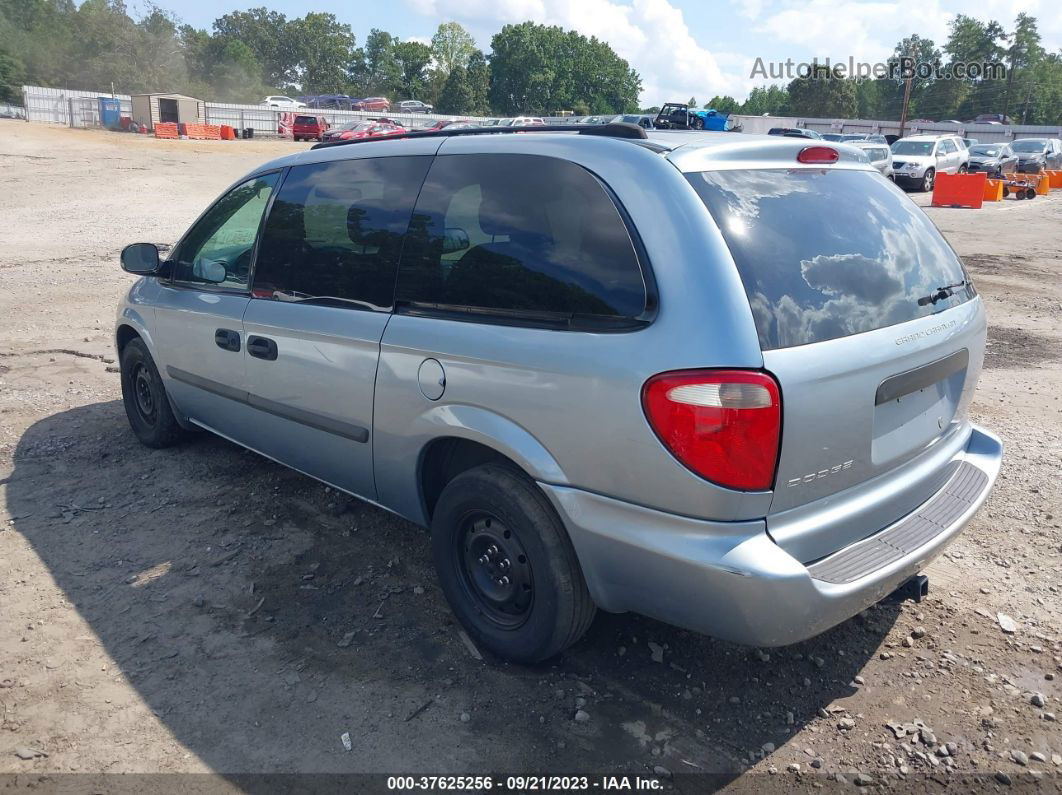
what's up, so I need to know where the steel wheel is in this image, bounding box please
[456,512,534,629]
[132,362,157,425]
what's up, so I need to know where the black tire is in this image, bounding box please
[958,164,968,174]
[921,168,935,192]
[431,463,596,664]
[1002,186,1010,198]
[1025,188,1036,200]
[690,115,704,130]
[120,338,184,448]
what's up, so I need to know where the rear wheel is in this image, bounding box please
[690,115,704,130]
[921,168,935,192]
[1025,188,1037,200]
[958,164,968,174]
[120,338,183,448]
[431,464,595,664]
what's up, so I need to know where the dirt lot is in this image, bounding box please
[1,123,1060,792]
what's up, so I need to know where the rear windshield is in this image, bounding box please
[687,169,975,350]
[891,140,934,155]
[1011,139,1046,152]
[294,115,318,125]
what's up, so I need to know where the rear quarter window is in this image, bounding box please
[687,168,976,350]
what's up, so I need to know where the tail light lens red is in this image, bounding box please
[642,370,782,491]
[797,146,839,164]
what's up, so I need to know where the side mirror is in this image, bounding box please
[120,243,161,274]
[441,227,470,255]
[192,258,227,284]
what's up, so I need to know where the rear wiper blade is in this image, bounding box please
[917,280,967,306]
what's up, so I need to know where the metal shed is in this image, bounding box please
[130,92,205,130]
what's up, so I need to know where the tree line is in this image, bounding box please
[0,2,1058,124]
[689,14,1061,126]
[0,1,641,116]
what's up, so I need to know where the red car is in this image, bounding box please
[351,97,390,112]
[292,115,329,141]
[320,120,406,142]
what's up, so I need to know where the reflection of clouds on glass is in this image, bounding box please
[689,168,972,349]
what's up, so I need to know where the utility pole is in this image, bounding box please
[897,54,913,138]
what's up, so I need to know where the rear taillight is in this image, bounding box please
[642,370,781,491]
[797,146,839,164]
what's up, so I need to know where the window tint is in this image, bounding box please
[294,115,318,125]
[252,156,431,310]
[939,140,955,154]
[172,173,279,289]
[687,169,975,350]
[395,154,647,325]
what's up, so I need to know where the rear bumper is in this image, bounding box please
[543,424,1002,647]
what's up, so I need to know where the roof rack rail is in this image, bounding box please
[311,121,647,150]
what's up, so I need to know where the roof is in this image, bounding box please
[249,125,875,178]
[130,92,202,101]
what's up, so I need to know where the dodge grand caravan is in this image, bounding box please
[116,124,1002,663]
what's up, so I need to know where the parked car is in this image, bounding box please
[398,100,433,114]
[970,113,1012,125]
[320,120,405,142]
[967,143,1018,178]
[654,103,733,131]
[851,141,893,179]
[1010,138,1055,172]
[962,138,978,149]
[889,134,969,191]
[834,133,888,144]
[822,133,844,141]
[114,126,1001,664]
[504,116,546,126]
[291,115,329,142]
[352,97,390,112]
[612,114,655,129]
[421,119,480,132]
[300,95,356,110]
[261,96,305,109]
[767,127,822,139]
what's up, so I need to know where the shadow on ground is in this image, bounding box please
[5,401,902,786]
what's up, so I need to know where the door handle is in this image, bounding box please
[214,328,241,352]
[247,335,278,361]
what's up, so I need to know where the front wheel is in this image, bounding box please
[431,464,596,664]
[120,338,184,448]
[690,116,704,130]
[958,164,968,174]
[921,168,935,192]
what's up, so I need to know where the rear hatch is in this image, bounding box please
[687,167,984,562]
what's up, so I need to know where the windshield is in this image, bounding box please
[687,169,975,350]
[1011,140,1046,153]
[891,140,934,156]
[341,121,374,131]
[970,145,1000,156]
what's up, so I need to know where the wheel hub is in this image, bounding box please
[133,364,156,420]
[459,514,533,627]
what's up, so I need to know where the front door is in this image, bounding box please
[153,173,280,441]
[239,153,433,499]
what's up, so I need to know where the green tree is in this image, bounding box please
[431,21,475,78]
[1001,13,1042,121]
[212,8,298,88]
[466,50,491,115]
[436,64,472,114]
[705,95,739,113]
[687,96,697,108]
[787,66,857,117]
[943,14,1006,120]
[488,22,639,114]
[350,28,401,96]
[289,13,354,94]
[0,48,26,103]
[740,85,789,115]
[393,40,432,99]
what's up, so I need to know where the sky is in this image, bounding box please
[147,0,1062,104]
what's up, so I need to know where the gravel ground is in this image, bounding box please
[1,123,1060,792]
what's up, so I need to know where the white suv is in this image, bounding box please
[890,134,970,191]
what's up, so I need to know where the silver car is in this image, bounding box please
[851,141,894,178]
[115,128,1002,663]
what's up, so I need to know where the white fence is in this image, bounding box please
[21,85,480,135]
[20,84,1062,142]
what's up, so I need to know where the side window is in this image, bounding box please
[172,173,279,289]
[252,155,431,310]
[939,140,955,154]
[396,154,648,324]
